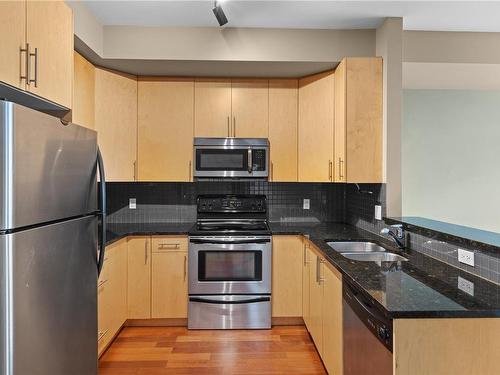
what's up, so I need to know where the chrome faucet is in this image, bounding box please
[380,224,405,249]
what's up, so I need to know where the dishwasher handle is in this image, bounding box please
[343,280,393,352]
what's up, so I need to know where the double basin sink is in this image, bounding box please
[326,241,408,263]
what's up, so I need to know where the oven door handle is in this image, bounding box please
[189,238,271,244]
[189,296,270,305]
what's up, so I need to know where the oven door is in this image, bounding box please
[193,146,268,178]
[188,236,272,295]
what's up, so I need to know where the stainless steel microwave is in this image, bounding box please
[193,138,269,179]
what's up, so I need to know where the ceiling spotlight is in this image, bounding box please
[212,1,228,27]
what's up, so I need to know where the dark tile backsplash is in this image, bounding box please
[106,181,345,224]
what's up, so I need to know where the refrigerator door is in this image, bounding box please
[0,216,97,375]
[0,100,97,231]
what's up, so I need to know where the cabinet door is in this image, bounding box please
[194,79,231,137]
[308,251,324,353]
[322,264,343,375]
[298,71,334,182]
[269,80,298,182]
[344,57,383,183]
[231,80,269,138]
[138,79,194,181]
[73,52,95,129]
[151,251,188,318]
[334,60,346,183]
[26,0,73,108]
[127,237,151,319]
[302,240,311,328]
[0,1,26,89]
[108,240,128,333]
[272,236,303,317]
[95,68,137,181]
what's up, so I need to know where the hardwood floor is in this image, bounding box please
[99,326,327,374]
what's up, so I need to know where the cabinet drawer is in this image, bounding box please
[152,236,188,252]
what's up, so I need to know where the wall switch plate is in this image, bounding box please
[374,205,382,220]
[129,198,137,209]
[303,199,310,210]
[458,276,474,296]
[458,248,474,266]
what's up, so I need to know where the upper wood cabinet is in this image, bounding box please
[127,237,152,319]
[272,236,303,318]
[231,79,269,138]
[334,57,383,183]
[95,67,137,181]
[298,71,335,182]
[0,1,26,90]
[0,1,73,108]
[138,78,194,181]
[194,79,232,137]
[269,80,298,182]
[73,52,95,129]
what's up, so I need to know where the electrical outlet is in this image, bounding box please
[458,248,474,267]
[374,205,382,220]
[303,199,310,210]
[458,276,474,296]
[129,198,137,209]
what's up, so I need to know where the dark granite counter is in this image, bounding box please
[104,220,500,319]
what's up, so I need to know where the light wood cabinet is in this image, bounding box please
[95,68,137,181]
[334,58,383,183]
[73,52,95,129]
[269,80,298,181]
[308,249,324,354]
[322,263,343,375]
[302,239,312,328]
[0,1,26,90]
[0,1,73,108]
[298,71,335,182]
[138,78,194,181]
[127,237,151,319]
[194,79,232,137]
[231,79,269,138]
[151,236,188,319]
[98,239,127,357]
[272,236,303,317]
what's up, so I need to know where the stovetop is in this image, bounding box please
[189,220,271,237]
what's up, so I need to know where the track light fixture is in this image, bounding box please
[212,1,228,27]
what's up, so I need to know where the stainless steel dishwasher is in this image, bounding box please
[343,280,393,375]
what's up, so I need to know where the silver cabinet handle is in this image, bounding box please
[98,329,109,342]
[233,116,236,137]
[247,148,253,173]
[183,254,187,281]
[329,160,333,181]
[319,258,325,283]
[29,47,38,87]
[316,256,320,283]
[20,43,29,83]
[98,279,108,288]
[133,160,137,181]
[339,157,344,180]
[189,160,192,181]
[158,243,180,250]
[144,239,148,265]
[227,116,230,137]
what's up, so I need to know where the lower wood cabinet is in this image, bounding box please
[98,238,127,356]
[272,236,303,317]
[127,237,152,319]
[151,236,188,319]
[302,239,312,328]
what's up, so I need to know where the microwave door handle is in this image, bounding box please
[248,148,253,173]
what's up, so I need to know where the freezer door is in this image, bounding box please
[0,216,97,375]
[0,100,97,231]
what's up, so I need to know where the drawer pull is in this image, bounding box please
[97,279,108,288]
[158,243,180,250]
[97,329,109,341]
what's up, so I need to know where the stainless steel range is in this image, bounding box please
[188,195,272,329]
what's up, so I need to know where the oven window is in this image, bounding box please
[196,149,247,171]
[198,251,262,281]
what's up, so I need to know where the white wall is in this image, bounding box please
[402,89,500,233]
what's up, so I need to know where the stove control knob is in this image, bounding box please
[378,327,389,341]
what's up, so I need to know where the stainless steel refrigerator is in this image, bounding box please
[0,100,106,375]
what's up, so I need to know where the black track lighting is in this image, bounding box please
[212,1,228,27]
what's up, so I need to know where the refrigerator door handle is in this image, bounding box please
[97,147,107,276]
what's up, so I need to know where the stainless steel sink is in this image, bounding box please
[326,241,386,253]
[342,252,408,262]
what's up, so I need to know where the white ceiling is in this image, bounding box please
[82,1,500,32]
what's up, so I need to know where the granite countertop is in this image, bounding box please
[104,221,500,319]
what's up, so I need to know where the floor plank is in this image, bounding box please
[99,326,327,375]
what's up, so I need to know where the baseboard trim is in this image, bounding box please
[125,318,188,327]
[272,317,304,326]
